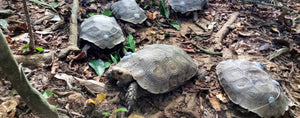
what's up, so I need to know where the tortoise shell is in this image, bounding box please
[79,15,125,49]
[216,60,289,118]
[112,44,198,94]
[111,0,147,24]
[168,0,209,14]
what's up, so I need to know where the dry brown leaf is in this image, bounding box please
[0,97,18,118]
[215,92,229,103]
[128,113,144,118]
[208,97,222,111]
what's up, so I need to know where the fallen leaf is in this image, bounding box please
[155,34,165,40]
[208,97,222,111]
[89,59,106,76]
[6,36,12,43]
[0,19,9,29]
[129,113,144,118]
[170,21,180,30]
[86,94,107,105]
[215,92,229,103]
[238,31,253,37]
[0,97,18,118]
[95,94,107,104]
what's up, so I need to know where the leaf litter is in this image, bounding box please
[0,0,300,117]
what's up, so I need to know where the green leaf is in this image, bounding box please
[12,90,18,95]
[0,19,9,29]
[102,112,112,116]
[125,34,135,52]
[87,12,98,17]
[41,91,55,99]
[35,47,44,52]
[144,5,150,9]
[170,21,180,30]
[152,0,157,6]
[104,61,111,68]
[48,2,59,7]
[110,54,118,64]
[22,42,30,53]
[163,33,169,37]
[159,0,169,19]
[88,59,106,76]
[114,108,128,113]
[102,9,113,17]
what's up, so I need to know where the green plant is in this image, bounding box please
[102,107,128,118]
[124,34,135,52]
[159,0,169,19]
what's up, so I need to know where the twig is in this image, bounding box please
[57,108,85,117]
[69,0,79,46]
[42,17,65,32]
[191,43,222,55]
[22,0,35,52]
[268,46,289,60]
[210,12,239,49]
[0,10,15,18]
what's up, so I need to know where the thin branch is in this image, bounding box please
[22,0,35,52]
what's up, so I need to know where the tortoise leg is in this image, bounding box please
[125,23,136,33]
[193,11,199,22]
[125,82,138,112]
[74,44,90,60]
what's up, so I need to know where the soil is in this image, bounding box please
[0,0,300,118]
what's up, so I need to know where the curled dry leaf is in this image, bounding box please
[146,11,159,20]
[86,94,107,105]
[215,92,229,103]
[128,113,144,118]
[208,97,222,111]
[0,97,18,118]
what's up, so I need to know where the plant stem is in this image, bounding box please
[22,0,35,52]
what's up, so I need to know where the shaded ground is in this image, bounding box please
[0,0,300,118]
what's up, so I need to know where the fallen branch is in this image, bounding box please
[211,12,239,48]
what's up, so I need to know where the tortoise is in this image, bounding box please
[79,15,126,58]
[168,0,209,22]
[216,59,289,118]
[105,44,199,111]
[108,0,147,33]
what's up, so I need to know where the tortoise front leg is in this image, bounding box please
[125,82,138,112]
[193,11,199,22]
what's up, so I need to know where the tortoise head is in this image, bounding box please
[106,67,134,85]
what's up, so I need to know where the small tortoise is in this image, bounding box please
[105,44,199,111]
[79,15,126,58]
[109,0,147,33]
[168,0,209,21]
[216,60,289,118]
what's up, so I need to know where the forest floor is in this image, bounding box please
[0,0,300,118]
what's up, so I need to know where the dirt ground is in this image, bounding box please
[0,0,300,118]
